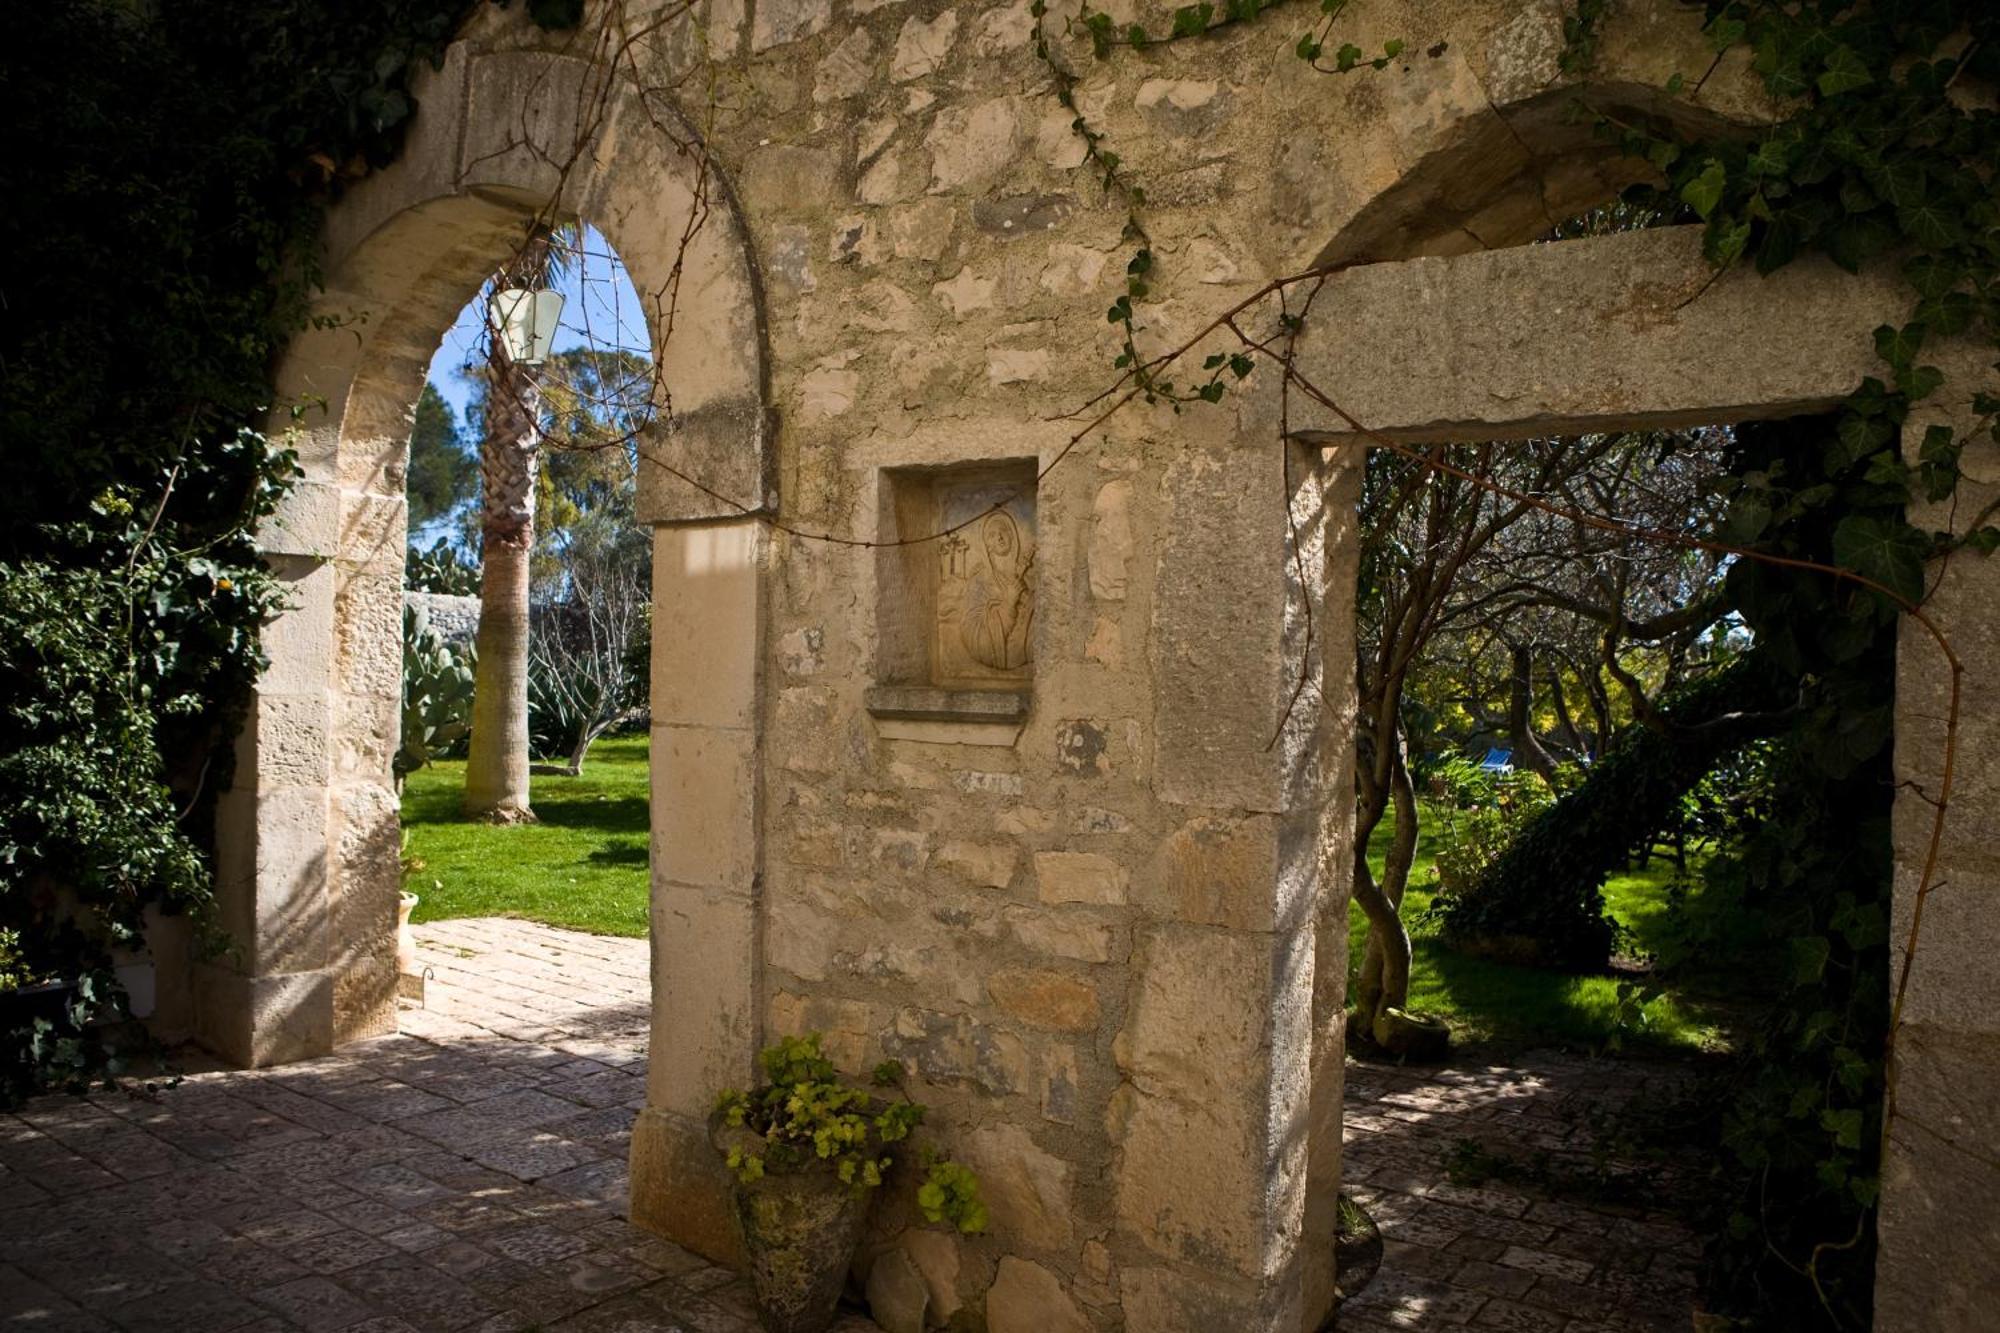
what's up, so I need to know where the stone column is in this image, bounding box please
[1113,417,1359,1332]
[196,481,343,1066]
[628,517,766,1265]
[1877,365,2000,1326]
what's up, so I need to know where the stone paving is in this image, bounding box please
[0,919,874,1333]
[1338,1057,1701,1332]
[1,916,1701,1332]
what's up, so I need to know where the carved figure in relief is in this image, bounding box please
[958,511,1034,671]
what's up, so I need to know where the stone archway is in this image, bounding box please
[1286,222,2000,1326]
[199,39,773,1259]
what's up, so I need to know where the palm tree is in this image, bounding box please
[462,226,569,822]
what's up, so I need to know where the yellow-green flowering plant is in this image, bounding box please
[713,1032,987,1233]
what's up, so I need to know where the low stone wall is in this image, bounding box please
[404,591,480,646]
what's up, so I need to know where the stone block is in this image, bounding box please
[750,0,829,52]
[1118,1263,1290,1333]
[1006,907,1115,964]
[896,1228,962,1324]
[333,568,403,700]
[988,969,1099,1032]
[1035,852,1128,906]
[651,724,757,889]
[1089,479,1134,600]
[935,840,1020,890]
[238,692,333,793]
[259,478,340,558]
[193,963,335,1069]
[257,560,336,696]
[1876,1024,2000,1327]
[647,886,757,1120]
[881,1008,1026,1097]
[1144,815,1279,930]
[1119,925,1273,1103]
[628,1106,746,1268]
[965,1126,1074,1252]
[891,11,956,81]
[986,1259,1088,1333]
[925,97,1024,192]
[651,522,760,728]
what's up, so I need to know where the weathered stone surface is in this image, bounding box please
[1145,815,1277,930]
[1034,851,1129,906]
[988,969,1100,1032]
[865,1246,929,1333]
[751,0,829,51]
[1088,479,1134,600]
[897,1228,963,1325]
[1006,906,1115,964]
[966,1125,1075,1252]
[985,1257,1089,1333]
[891,11,956,81]
[935,839,1020,890]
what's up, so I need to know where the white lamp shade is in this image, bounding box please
[489,287,565,366]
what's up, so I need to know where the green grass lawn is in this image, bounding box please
[400,733,651,937]
[1349,805,1763,1056]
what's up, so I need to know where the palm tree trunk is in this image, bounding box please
[464,238,550,823]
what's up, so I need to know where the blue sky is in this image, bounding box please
[423,223,651,428]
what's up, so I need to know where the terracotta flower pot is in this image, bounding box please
[714,1121,871,1333]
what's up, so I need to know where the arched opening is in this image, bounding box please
[1291,106,1928,1327]
[196,45,772,1263]
[393,219,659,1114]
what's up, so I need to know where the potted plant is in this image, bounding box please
[712,1033,987,1333]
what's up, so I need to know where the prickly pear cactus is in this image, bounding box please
[397,604,476,779]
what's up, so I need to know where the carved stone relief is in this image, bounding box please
[933,482,1035,687]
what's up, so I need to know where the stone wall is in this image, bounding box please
[404,591,481,646]
[224,1,2000,1328]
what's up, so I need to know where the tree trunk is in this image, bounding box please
[463,240,550,823]
[1352,734,1445,1057]
[1507,642,1559,782]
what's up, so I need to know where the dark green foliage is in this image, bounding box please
[0,429,295,1100]
[0,0,577,1098]
[1435,651,1791,967]
[406,383,477,531]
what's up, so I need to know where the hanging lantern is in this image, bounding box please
[488,287,565,366]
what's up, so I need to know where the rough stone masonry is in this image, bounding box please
[168,1,2000,1329]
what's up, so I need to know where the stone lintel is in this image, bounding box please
[864,684,1031,723]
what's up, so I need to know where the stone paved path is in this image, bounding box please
[0,919,872,1333]
[2,917,1699,1331]
[1338,1057,1700,1331]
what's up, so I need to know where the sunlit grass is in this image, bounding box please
[399,733,650,937]
[1349,805,1759,1056]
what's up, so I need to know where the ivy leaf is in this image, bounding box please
[1831,514,1928,605]
[1872,322,1925,372]
[1816,46,1873,97]
[1170,4,1213,38]
[1705,217,1751,267]
[1681,159,1728,220]
[1790,935,1830,985]
[1819,1107,1864,1150]
[1706,16,1746,53]
[1897,201,1963,250]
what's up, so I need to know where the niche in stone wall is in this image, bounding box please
[867,459,1037,740]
